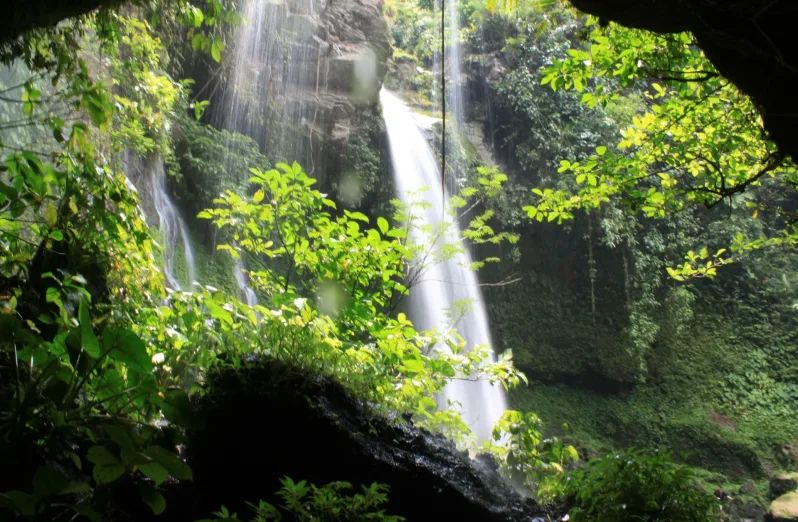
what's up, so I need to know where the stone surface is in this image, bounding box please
[782,443,798,470]
[182,360,554,522]
[740,479,758,495]
[729,499,766,522]
[769,491,798,522]
[771,473,798,499]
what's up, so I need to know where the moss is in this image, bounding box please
[510,375,768,478]
[770,491,798,521]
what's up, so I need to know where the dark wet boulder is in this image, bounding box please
[181,360,551,521]
[771,473,798,499]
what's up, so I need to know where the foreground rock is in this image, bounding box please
[182,361,551,521]
[771,473,798,499]
[768,491,798,522]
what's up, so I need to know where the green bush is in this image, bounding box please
[199,478,403,522]
[560,449,717,522]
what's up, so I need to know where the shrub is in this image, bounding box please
[560,448,716,522]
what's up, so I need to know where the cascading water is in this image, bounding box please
[148,159,197,291]
[218,0,321,161]
[234,257,259,307]
[432,0,466,196]
[381,90,506,442]
[216,0,323,303]
[120,150,197,290]
[446,0,466,197]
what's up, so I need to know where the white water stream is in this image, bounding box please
[382,90,506,442]
[148,159,197,291]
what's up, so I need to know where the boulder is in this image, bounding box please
[739,479,758,495]
[184,360,554,522]
[771,473,798,499]
[768,491,798,522]
[782,443,798,471]
[728,499,766,522]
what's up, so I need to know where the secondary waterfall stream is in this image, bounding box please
[382,90,507,442]
[122,150,197,291]
[217,0,320,305]
[148,159,197,291]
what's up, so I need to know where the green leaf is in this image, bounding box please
[211,39,223,62]
[140,486,166,515]
[206,301,233,325]
[69,451,82,470]
[49,229,64,241]
[253,189,265,203]
[87,446,125,485]
[145,446,193,480]
[138,463,169,485]
[87,446,119,466]
[105,424,138,452]
[347,211,369,222]
[377,217,389,235]
[103,327,152,372]
[596,145,607,156]
[59,482,92,495]
[0,491,35,516]
[33,466,69,499]
[193,100,210,120]
[84,96,108,126]
[79,297,100,358]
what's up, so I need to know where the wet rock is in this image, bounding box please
[485,53,507,85]
[185,360,553,522]
[768,491,798,522]
[728,500,766,522]
[330,121,351,148]
[739,479,758,495]
[782,443,798,471]
[771,473,798,499]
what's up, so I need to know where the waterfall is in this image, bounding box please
[234,257,259,307]
[218,0,320,161]
[148,159,197,291]
[433,0,465,196]
[381,90,506,442]
[216,0,321,303]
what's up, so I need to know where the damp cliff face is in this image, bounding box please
[199,0,391,201]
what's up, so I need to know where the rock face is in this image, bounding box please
[182,361,552,522]
[203,0,391,188]
[771,473,798,499]
[769,491,798,522]
[782,443,798,471]
[567,0,798,163]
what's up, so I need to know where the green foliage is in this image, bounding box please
[386,0,438,66]
[560,449,717,522]
[334,107,385,209]
[171,108,269,226]
[198,161,524,421]
[491,410,578,493]
[529,17,798,274]
[0,2,243,518]
[461,3,797,477]
[199,478,403,522]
